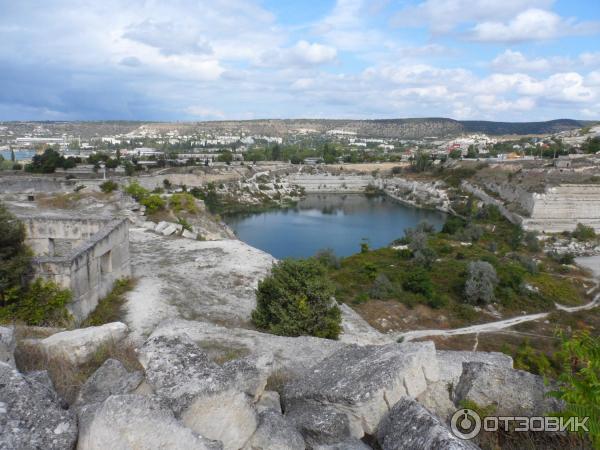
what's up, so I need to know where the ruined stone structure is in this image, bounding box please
[20,215,131,322]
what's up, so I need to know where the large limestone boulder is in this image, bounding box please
[453,362,562,417]
[418,351,513,420]
[285,401,354,448]
[283,342,438,438]
[0,326,15,367]
[75,358,144,407]
[181,389,258,450]
[139,334,268,413]
[377,397,479,450]
[0,362,78,450]
[146,319,345,378]
[77,394,222,450]
[243,409,305,450]
[38,322,128,366]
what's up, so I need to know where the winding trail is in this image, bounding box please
[395,290,600,342]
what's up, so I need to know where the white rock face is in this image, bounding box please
[124,229,275,339]
[338,304,393,345]
[417,351,513,420]
[454,362,563,417]
[147,319,346,377]
[38,322,128,365]
[283,342,439,438]
[77,394,222,450]
[181,389,258,450]
[182,229,198,239]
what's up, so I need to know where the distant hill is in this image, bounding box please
[2,118,592,140]
[459,119,587,136]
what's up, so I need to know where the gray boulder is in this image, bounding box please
[0,362,77,450]
[75,358,144,407]
[418,351,513,420]
[283,342,438,437]
[37,322,128,366]
[313,441,372,450]
[453,362,562,416]
[285,400,353,448]
[148,319,345,378]
[139,334,267,413]
[77,394,222,450]
[243,409,305,450]
[181,388,258,450]
[0,326,15,367]
[256,390,282,414]
[377,397,480,450]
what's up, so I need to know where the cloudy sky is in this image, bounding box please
[1,0,599,121]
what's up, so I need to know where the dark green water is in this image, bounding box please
[225,194,447,259]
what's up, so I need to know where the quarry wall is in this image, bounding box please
[22,216,131,322]
[523,184,600,232]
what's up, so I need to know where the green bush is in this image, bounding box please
[124,180,149,201]
[572,223,596,241]
[99,180,118,193]
[170,193,198,214]
[402,267,434,299]
[252,259,341,339]
[442,215,466,235]
[550,331,600,446]
[0,279,72,326]
[0,203,32,303]
[140,194,166,215]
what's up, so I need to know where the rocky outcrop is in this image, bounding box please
[377,398,479,450]
[243,409,305,450]
[418,351,513,420]
[0,326,15,367]
[74,358,143,408]
[36,322,128,366]
[181,389,258,450]
[0,362,78,450]
[77,394,222,450]
[146,319,345,377]
[285,401,354,447]
[453,362,562,416]
[283,342,438,439]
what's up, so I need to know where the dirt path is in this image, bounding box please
[396,293,600,342]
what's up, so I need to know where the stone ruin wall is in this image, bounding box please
[21,216,131,322]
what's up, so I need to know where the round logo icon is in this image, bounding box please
[450,408,481,440]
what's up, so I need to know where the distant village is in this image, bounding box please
[0,121,599,175]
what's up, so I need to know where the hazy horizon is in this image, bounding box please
[2,1,600,122]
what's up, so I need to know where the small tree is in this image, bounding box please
[0,203,31,305]
[464,260,498,304]
[402,267,434,299]
[252,259,341,339]
[99,180,118,193]
[573,223,596,241]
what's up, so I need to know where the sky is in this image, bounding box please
[1,0,600,121]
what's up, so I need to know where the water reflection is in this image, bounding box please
[225,194,447,259]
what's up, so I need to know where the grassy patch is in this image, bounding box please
[15,337,141,405]
[81,278,136,327]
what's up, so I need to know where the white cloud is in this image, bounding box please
[259,41,337,67]
[470,8,562,42]
[491,50,551,72]
[392,0,553,33]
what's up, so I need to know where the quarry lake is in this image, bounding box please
[225,194,447,259]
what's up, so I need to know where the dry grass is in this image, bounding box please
[14,337,142,405]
